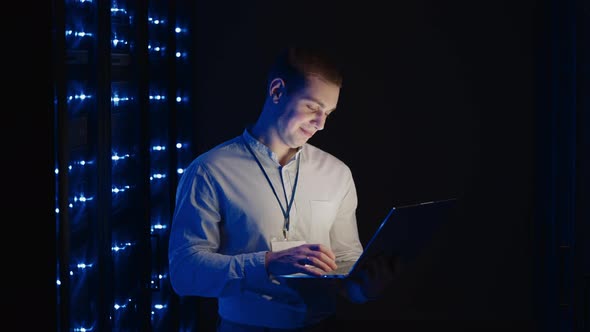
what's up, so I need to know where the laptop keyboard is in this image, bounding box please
[324,260,356,275]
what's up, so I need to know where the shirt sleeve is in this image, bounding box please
[168,162,271,297]
[329,167,364,262]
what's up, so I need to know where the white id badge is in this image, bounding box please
[271,239,306,252]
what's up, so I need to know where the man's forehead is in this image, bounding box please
[299,77,340,109]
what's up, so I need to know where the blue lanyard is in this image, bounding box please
[242,136,301,240]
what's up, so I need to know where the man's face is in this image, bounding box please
[276,74,340,149]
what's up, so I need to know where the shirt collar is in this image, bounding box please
[242,128,303,165]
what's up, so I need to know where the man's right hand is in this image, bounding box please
[265,243,338,276]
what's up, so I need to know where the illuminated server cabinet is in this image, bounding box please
[53,0,195,330]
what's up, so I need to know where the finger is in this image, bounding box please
[309,251,338,270]
[297,256,311,265]
[298,256,314,266]
[310,243,336,261]
[306,255,335,272]
[307,247,338,270]
[300,263,326,277]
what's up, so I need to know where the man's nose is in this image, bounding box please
[313,114,326,131]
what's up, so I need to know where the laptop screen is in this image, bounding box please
[276,198,457,279]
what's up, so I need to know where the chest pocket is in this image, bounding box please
[309,200,338,236]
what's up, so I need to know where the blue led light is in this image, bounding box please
[67,93,93,102]
[148,94,166,101]
[72,194,94,205]
[111,95,131,106]
[177,96,189,103]
[148,45,166,53]
[111,242,133,252]
[148,17,166,25]
[112,153,130,161]
[151,145,166,151]
[112,39,127,46]
[73,327,94,332]
[69,263,93,276]
[150,224,167,233]
[176,51,188,59]
[65,30,94,38]
[71,159,95,167]
[177,168,184,174]
[111,7,128,15]
[114,298,133,310]
[150,173,167,180]
[112,185,130,194]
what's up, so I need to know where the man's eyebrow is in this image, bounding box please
[304,96,325,108]
[303,95,336,112]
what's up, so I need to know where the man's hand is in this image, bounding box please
[265,243,338,277]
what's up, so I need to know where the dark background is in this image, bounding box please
[39,0,587,330]
[188,0,538,329]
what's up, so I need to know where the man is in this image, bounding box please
[168,46,396,331]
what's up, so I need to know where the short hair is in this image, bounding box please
[267,46,344,92]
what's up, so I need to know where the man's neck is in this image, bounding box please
[249,124,295,166]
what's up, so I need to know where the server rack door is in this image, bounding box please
[53,0,194,330]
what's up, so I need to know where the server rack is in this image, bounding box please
[52,0,195,330]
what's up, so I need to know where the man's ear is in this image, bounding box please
[269,77,285,104]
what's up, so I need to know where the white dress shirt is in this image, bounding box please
[168,128,363,328]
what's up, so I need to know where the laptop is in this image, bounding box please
[276,198,457,279]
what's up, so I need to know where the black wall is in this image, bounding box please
[189,0,539,329]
